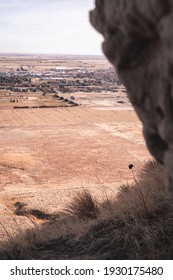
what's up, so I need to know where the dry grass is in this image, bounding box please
[65,189,99,219]
[0,159,173,259]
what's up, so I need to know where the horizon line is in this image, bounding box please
[0,52,105,58]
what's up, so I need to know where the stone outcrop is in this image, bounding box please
[90,0,173,195]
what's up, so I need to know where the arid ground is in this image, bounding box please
[0,55,151,246]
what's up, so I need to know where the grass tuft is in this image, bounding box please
[65,189,99,219]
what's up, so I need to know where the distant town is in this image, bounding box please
[0,55,129,109]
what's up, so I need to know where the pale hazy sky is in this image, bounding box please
[0,0,103,55]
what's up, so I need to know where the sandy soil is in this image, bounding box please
[0,107,150,221]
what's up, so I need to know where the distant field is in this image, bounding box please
[0,90,71,110]
[0,54,108,72]
[0,107,137,126]
[0,107,149,201]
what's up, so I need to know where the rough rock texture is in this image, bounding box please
[90,0,173,195]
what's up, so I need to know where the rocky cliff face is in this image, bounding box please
[90,0,173,195]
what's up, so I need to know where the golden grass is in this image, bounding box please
[1,159,173,259]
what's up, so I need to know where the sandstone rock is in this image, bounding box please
[90,0,173,195]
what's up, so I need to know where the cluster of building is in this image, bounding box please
[0,64,126,107]
[0,64,121,93]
